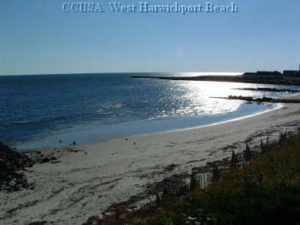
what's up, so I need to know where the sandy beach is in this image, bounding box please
[1,97,300,225]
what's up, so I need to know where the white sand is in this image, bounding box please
[1,99,300,225]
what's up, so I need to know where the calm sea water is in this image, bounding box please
[0,73,299,149]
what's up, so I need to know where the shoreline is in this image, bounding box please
[131,75,300,86]
[155,103,282,135]
[1,95,300,225]
[15,102,276,151]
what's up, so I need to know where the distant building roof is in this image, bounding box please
[256,71,282,75]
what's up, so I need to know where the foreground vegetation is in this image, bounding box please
[143,134,300,225]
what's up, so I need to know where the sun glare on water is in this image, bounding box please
[172,81,248,117]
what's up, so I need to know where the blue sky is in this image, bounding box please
[0,0,299,75]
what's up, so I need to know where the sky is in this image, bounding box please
[0,0,300,75]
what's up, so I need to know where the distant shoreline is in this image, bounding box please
[131,75,300,85]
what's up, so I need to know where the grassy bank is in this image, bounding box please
[143,134,300,225]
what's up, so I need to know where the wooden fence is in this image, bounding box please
[85,131,290,225]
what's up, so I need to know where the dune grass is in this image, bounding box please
[142,134,300,225]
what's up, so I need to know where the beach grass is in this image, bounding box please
[142,134,300,225]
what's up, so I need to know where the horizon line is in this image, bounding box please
[0,71,245,77]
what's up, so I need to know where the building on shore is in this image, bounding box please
[243,71,283,79]
[243,65,300,79]
[284,70,300,77]
[283,64,300,77]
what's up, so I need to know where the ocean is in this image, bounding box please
[1,73,299,150]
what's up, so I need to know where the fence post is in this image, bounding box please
[231,150,237,168]
[212,164,220,183]
[260,139,265,154]
[190,172,198,191]
[245,143,251,162]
